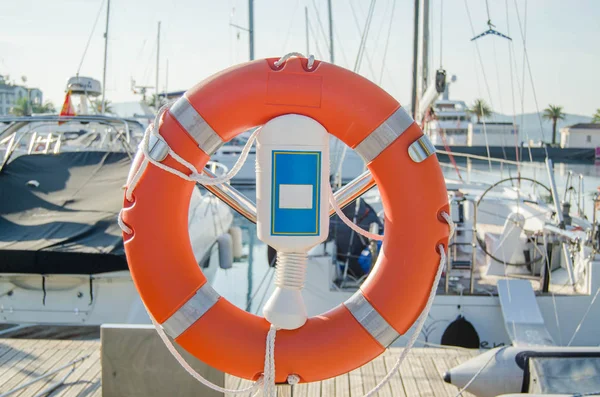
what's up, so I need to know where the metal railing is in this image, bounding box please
[0,116,142,169]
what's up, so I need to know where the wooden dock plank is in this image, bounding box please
[348,367,363,397]
[0,339,55,388]
[420,356,450,397]
[1,342,74,394]
[292,382,309,397]
[370,355,392,397]
[277,383,291,397]
[54,346,102,397]
[306,380,320,397]
[360,360,378,395]
[334,373,350,397]
[0,336,486,397]
[432,357,463,397]
[13,341,87,397]
[397,355,420,397]
[410,356,435,397]
[383,356,407,397]
[321,376,335,397]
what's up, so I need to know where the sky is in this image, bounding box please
[0,0,599,117]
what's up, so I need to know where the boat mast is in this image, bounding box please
[155,21,161,111]
[327,0,334,63]
[248,0,255,60]
[101,0,110,114]
[422,0,430,89]
[305,7,310,56]
[410,0,421,119]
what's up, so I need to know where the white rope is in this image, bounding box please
[328,183,383,241]
[330,185,456,244]
[364,238,450,397]
[125,157,148,202]
[117,91,454,396]
[567,286,600,346]
[441,211,456,241]
[262,325,277,397]
[274,52,315,69]
[261,325,299,397]
[148,314,263,395]
[117,209,132,235]
[124,101,259,201]
[259,214,453,396]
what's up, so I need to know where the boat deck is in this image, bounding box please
[0,328,479,397]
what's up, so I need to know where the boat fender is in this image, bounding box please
[228,226,243,260]
[217,233,233,270]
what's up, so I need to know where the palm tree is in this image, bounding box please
[10,98,55,115]
[32,101,55,114]
[92,99,112,114]
[542,105,566,145]
[468,99,492,123]
[593,109,600,123]
[145,94,166,111]
[9,97,31,116]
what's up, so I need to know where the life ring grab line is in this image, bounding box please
[122,54,448,386]
[136,242,453,397]
[121,102,447,334]
[122,120,448,374]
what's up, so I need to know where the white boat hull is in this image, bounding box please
[0,188,233,326]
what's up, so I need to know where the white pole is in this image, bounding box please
[165,59,169,97]
[248,0,254,60]
[101,0,110,114]
[155,21,161,111]
[327,0,334,63]
[305,7,309,56]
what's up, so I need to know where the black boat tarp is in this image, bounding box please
[0,151,130,274]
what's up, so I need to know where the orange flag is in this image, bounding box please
[58,90,75,125]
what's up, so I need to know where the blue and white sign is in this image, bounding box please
[270,150,321,236]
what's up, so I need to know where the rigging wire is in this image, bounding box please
[504,0,532,173]
[333,25,351,67]
[308,18,325,60]
[513,0,549,157]
[348,0,377,77]
[439,0,444,68]
[311,0,332,53]
[76,0,108,77]
[371,0,392,61]
[485,0,492,22]
[463,0,496,171]
[351,0,377,75]
[378,0,397,85]
[279,0,301,52]
[141,42,156,87]
[519,0,528,147]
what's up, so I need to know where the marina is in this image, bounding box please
[1,0,600,395]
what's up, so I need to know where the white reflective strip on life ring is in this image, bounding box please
[354,107,414,164]
[169,96,224,155]
[344,291,400,348]
[161,283,221,338]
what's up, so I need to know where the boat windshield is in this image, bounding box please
[0,116,145,162]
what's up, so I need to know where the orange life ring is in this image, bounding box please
[121,57,449,383]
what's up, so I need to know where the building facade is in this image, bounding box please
[0,75,43,116]
[468,122,519,146]
[560,124,600,148]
